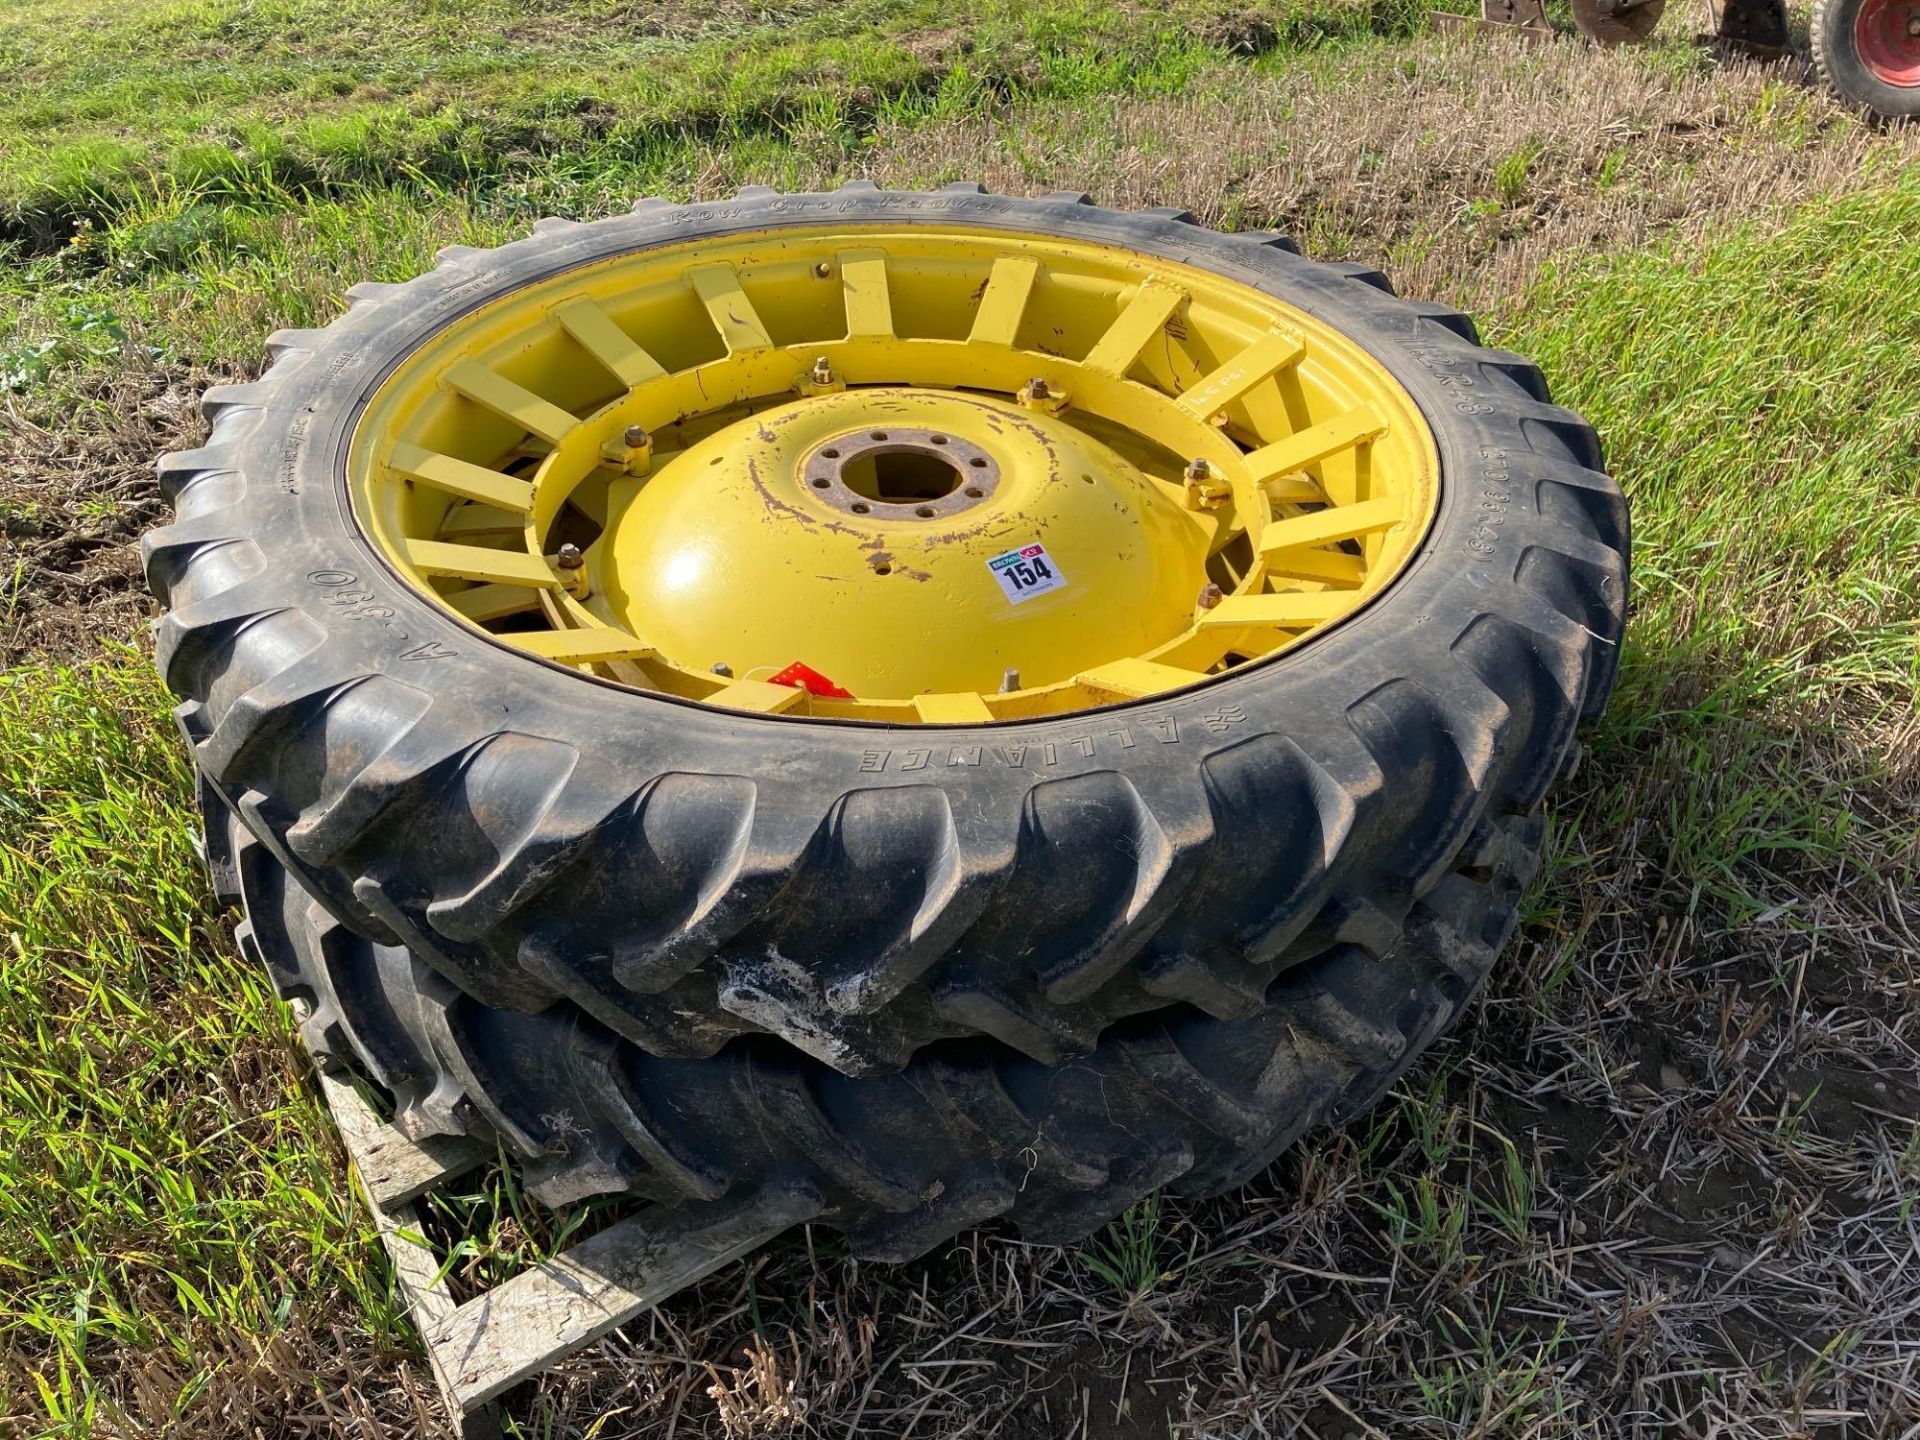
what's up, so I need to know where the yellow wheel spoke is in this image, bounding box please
[1202,509,1251,561]
[706,678,807,714]
[688,264,774,354]
[912,692,994,723]
[552,298,667,388]
[388,442,534,512]
[402,538,560,588]
[445,582,543,622]
[443,360,578,445]
[968,257,1039,347]
[1256,496,1404,557]
[1076,658,1206,699]
[453,530,529,553]
[1263,547,1365,586]
[1262,474,1326,507]
[1199,590,1359,630]
[509,628,654,664]
[1177,331,1305,421]
[1244,406,1386,486]
[438,503,525,540]
[1082,283,1183,377]
[839,250,894,340]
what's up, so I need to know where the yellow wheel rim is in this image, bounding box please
[348,224,1441,724]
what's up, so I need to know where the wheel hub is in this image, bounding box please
[1855,0,1920,83]
[800,420,1002,520]
[594,389,1203,699]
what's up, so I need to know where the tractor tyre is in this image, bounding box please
[148,186,1625,1102]
[1812,0,1920,118]
[214,785,1546,1256]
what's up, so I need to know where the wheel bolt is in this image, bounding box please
[1025,377,1051,401]
[1000,668,1020,692]
[711,661,733,677]
[1196,582,1225,610]
[811,357,836,387]
[556,543,584,570]
[1184,456,1230,510]
[623,424,649,448]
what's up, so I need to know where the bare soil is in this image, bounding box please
[0,367,203,664]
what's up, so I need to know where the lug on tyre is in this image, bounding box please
[148,186,1628,1258]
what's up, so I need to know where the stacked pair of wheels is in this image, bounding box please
[147,187,1628,1259]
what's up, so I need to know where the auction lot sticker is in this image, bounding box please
[987,543,1067,605]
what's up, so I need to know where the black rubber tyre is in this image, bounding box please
[216,787,1547,1257]
[1812,0,1920,119]
[147,185,1627,1080]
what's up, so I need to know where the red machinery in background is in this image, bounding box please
[1436,0,1919,120]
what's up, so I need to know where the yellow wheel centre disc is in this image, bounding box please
[599,388,1204,704]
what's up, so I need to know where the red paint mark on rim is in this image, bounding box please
[1855,0,1920,86]
[769,661,855,698]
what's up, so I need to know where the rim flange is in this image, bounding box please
[1854,0,1920,85]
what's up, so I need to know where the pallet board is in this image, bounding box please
[314,1067,800,1433]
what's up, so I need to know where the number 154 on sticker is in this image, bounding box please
[987,543,1067,605]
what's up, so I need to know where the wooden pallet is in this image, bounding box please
[315,1069,803,1436]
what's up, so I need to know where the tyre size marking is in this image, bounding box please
[304,568,455,658]
[1402,340,1478,392]
[858,711,1232,772]
[276,412,311,495]
[1384,339,1517,548]
[987,543,1066,605]
[1404,339,1496,413]
[1466,447,1514,558]
[763,195,980,216]
[424,274,494,319]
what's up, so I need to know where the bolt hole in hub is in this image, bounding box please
[348,222,1441,723]
[805,426,1000,519]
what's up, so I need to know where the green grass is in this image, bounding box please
[1079,1192,1183,1299]
[1509,178,1920,921]
[0,0,1423,247]
[0,653,401,1434]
